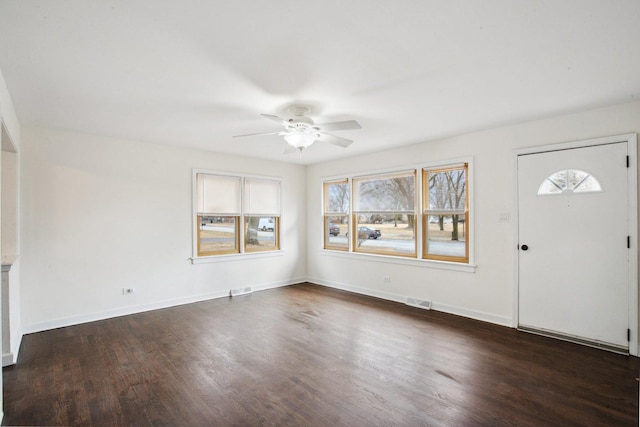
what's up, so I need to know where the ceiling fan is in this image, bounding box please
[233,105,362,154]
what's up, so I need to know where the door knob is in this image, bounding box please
[521,244,529,251]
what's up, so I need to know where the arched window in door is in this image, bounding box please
[537,169,602,195]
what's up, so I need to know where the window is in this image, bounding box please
[423,164,468,263]
[323,179,349,250]
[353,170,416,257]
[194,172,281,258]
[322,159,472,266]
[538,169,602,195]
[244,178,280,252]
[196,174,241,256]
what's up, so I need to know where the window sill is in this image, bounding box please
[320,249,476,273]
[191,250,284,264]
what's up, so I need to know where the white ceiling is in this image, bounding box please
[1,1,639,165]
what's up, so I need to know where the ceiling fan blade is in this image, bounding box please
[314,120,361,132]
[232,131,283,138]
[261,114,290,127]
[317,133,354,148]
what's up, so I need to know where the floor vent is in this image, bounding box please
[230,286,253,297]
[406,297,431,310]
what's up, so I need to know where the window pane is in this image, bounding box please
[325,181,349,214]
[351,171,416,257]
[197,174,241,215]
[538,179,563,195]
[574,175,601,192]
[426,168,466,211]
[423,164,469,263]
[244,178,280,215]
[353,214,416,257]
[354,171,415,212]
[538,169,602,195]
[198,216,238,255]
[425,214,467,258]
[245,216,278,252]
[325,215,348,250]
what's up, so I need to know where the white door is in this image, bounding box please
[518,142,630,351]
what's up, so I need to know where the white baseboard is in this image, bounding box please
[431,301,512,327]
[23,277,304,335]
[2,352,14,367]
[21,277,513,336]
[2,332,23,366]
[308,277,512,328]
[308,277,406,304]
[6,331,24,366]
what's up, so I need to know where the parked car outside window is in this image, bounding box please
[347,226,381,239]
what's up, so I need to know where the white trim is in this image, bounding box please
[320,156,474,182]
[320,249,477,273]
[1,119,18,153]
[309,278,510,327]
[513,133,637,156]
[11,331,22,365]
[627,134,638,356]
[513,133,638,355]
[310,277,405,303]
[431,302,512,327]
[22,278,303,335]
[512,150,520,328]
[191,249,284,264]
[191,168,283,181]
[1,352,13,367]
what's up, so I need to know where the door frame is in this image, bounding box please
[513,133,638,356]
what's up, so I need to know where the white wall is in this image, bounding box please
[0,69,20,150]
[307,101,640,329]
[0,65,22,423]
[16,101,640,341]
[20,127,307,333]
[2,148,21,366]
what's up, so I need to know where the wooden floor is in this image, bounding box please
[3,283,639,426]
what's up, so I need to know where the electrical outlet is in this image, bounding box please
[498,213,510,222]
[122,288,135,295]
[384,276,391,283]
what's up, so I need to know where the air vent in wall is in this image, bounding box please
[230,287,253,297]
[406,297,432,310]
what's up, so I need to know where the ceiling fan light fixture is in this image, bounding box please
[284,132,316,149]
[232,106,361,155]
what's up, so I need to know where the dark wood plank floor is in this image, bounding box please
[3,283,639,426]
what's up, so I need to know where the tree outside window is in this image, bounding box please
[323,179,349,250]
[423,164,469,263]
[353,171,416,256]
